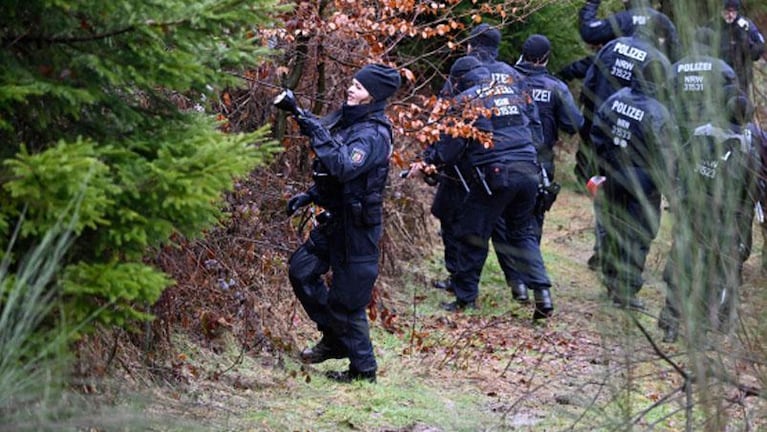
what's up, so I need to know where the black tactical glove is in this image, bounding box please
[295,114,323,137]
[286,193,312,216]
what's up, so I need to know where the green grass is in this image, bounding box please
[230,331,512,432]
[64,139,767,431]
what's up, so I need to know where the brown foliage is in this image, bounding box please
[145,157,433,356]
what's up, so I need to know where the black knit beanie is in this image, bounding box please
[724,0,740,10]
[522,34,551,63]
[354,64,402,101]
[727,93,753,125]
[469,24,501,49]
[450,56,482,80]
[694,27,715,48]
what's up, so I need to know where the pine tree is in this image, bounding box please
[0,0,283,329]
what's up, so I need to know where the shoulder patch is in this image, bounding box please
[350,147,367,165]
[737,17,749,30]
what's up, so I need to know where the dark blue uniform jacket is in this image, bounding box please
[584,34,671,115]
[670,54,737,129]
[579,1,679,60]
[590,79,676,179]
[515,62,584,168]
[431,66,542,168]
[306,102,392,228]
[436,94,540,168]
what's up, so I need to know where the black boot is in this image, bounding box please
[532,288,554,320]
[611,294,645,311]
[662,322,679,343]
[299,336,346,364]
[658,307,679,343]
[587,252,600,271]
[326,368,376,383]
[440,299,476,312]
[432,276,453,291]
[511,282,529,303]
[762,252,767,275]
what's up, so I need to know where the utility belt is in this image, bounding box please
[465,160,560,213]
[318,198,383,229]
[491,116,520,129]
[469,160,537,195]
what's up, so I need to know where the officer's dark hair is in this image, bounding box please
[694,27,715,48]
[634,57,668,95]
[633,11,673,53]
[726,93,753,125]
[691,26,716,55]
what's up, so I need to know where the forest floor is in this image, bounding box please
[119,167,767,432]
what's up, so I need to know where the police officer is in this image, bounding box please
[410,57,487,294]
[707,0,767,278]
[501,34,584,299]
[582,17,672,276]
[428,55,554,319]
[465,25,546,304]
[584,22,673,112]
[707,0,765,95]
[429,24,512,293]
[579,0,680,61]
[429,24,544,304]
[659,90,762,342]
[441,23,526,96]
[669,27,738,141]
[515,35,584,196]
[285,64,401,383]
[589,57,677,310]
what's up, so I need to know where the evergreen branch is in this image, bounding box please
[3,26,135,47]
[2,16,202,48]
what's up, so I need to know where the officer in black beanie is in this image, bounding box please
[440,23,525,96]
[411,56,486,296]
[469,24,502,57]
[353,64,403,102]
[510,34,583,299]
[285,63,400,383]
